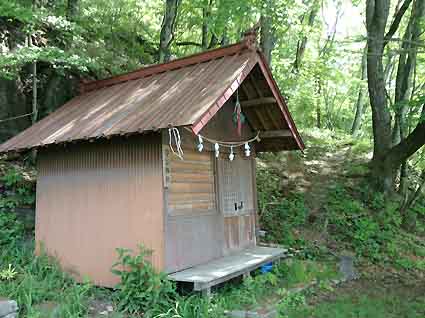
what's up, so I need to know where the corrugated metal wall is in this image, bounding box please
[36,134,164,287]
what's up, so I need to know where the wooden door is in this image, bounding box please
[218,157,256,254]
[164,148,223,273]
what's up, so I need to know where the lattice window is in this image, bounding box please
[218,157,254,215]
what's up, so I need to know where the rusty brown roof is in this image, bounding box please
[0,39,304,153]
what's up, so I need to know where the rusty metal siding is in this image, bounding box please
[0,51,257,153]
[36,134,164,287]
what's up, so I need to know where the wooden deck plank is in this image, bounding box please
[168,246,288,291]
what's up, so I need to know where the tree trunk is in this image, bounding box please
[159,0,180,63]
[316,77,322,128]
[351,44,368,136]
[402,171,425,212]
[381,105,425,173]
[392,0,425,195]
[260,14,275,65]
[293,0,320,72]
[201,0,213,50]
[67,0,79,21]
[366,0,396,192]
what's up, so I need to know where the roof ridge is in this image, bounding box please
[80,37,257,94]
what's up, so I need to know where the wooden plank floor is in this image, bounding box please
[168,246,288,291]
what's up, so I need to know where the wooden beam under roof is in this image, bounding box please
[240,97,276,107]
[260,130,292,138]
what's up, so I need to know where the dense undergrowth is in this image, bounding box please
[0,130,424,317]
[257,129,425,272]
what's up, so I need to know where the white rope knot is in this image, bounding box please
[168,127,184,160]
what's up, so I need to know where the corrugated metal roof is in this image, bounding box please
[0,38,304,153]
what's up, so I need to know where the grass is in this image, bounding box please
[0,241,95,318]
[216,259,340,312]
[287,295,425,318]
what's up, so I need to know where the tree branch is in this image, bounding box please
[384,0,413,46]
[386,106,425,169]
[175,41,202,47]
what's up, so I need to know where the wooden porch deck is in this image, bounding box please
[168,246,289,295]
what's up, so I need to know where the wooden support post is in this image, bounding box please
[202,287,212,298]
[240,97,276,108]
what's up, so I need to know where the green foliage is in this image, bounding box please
[282,293,425,318]
[277,292,306,318]
[0,242,93,317]
[325,184,385,259]
[0,264,18,281]
[257,161,308,246]
[155,295,226,318]
[0,167,35,245]
[111,245,177,317]
[0,168,35,208]
[0,212,24,246]
[273,260,339,287]
[259,194,308,246]
[324,182,424,266]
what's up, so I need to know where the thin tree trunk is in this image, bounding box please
[403,171,425,210]
[32,62,37,124]
[67,0,79,21]
[159,0,180,63]
[351,44,368,136]
[260,13,275,65]
[201,0,212,49]
[316,77,322,128]
[27,33,37,124]
[392,0,425,195]
[293,0,320,72]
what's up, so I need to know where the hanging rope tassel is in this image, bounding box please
[168,127,184,160]
[233,89,243,136]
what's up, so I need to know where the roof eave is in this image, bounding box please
[190,50,305,152]
[255,51,305,151]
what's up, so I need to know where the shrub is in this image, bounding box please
[277,292,306,318]
[0,212,24,246]
[0,167,35,244]
[259,193,308,246]
[0,243,93,317]
[112,245,177,317]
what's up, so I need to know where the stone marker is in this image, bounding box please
[0,299,18,318]
[339,254,359,281]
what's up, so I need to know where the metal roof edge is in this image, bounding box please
[255,51,305,151]
[81,39,256,94]
[191,52,258,135]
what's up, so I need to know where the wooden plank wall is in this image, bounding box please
[224,214,256,252]
[164,146,223,273]
[168,150,216,215]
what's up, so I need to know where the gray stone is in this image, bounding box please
[226,309,277,318]
[338,255,359,281]
[0,300,18,317]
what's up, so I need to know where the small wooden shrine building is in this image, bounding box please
[0,34,304,290]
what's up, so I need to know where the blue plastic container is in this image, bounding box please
[260,262,273,273]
